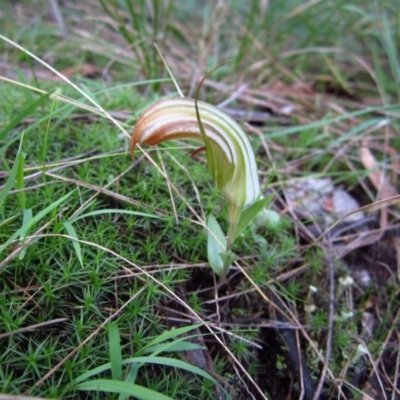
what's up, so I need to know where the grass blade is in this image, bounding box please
[141,324,203,353]
[0,191,74,254]
[381,13,400,96]
[18,208,33,260]
[16,151,26,210]
[63,222,83,267]
[109,323,123,381]
[0,135,25,208]
[269,103,400,139]
[69,209,163,223]
[75,379,174,400]
[72,363,113,385]
[143,340,205,355]
[122,356,216,383]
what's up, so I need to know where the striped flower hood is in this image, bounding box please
[130,97,260,207]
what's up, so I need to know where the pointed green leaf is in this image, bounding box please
[69,209,163,223]
[143,340,205,355]
[0,135,25,208]
[73,355,216,388]
[122,357,216,383]
[16,151,26,209]
[63,222,83,267]
[75,379,174,400]
[235,196,272,239]
[207,214,227,276]
[0,191,74,255]
[18,208,33,260]
[140,324,203,354]
[109,323,123,381]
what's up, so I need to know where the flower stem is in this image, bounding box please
[220,204,242,282]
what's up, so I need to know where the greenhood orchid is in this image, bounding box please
[130,96,262,280]
[130,97,260,208]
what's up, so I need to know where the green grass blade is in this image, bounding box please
[0,153,23,208]
[18,208,33,260]
[143,340,205,355]
[16,151,26,209]
[140,324,203,353]
[327,118,387,149]
[72,336,208,385]
[269,103,400,139]
[74,356,217,384]
[109,323,123,381]
[75,379,174,400]
[69,209,163,223]
[72,362,113,385]
[0,134,25,208]
[0,191,74,254]
[123,356,216,383]
[63,222,83,267]
[124,363,139,386]
[381,13,400,96]
[0,214,20,229]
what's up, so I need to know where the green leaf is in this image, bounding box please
[145,337,202,358]
[18,208,33,260]
[75,379,174,400]
[73,325,204,386]
[143,340,205,355]
[0,191,74,255]
[206,214,227,277]
[73,363,113,385]
[144,324,203,347]
[109,323,123,381]
[140,324,203,355]
[69,209,163,223]
[63,222,83,267]
[0,135,25,208]
[16,151,26,209]
[73,355,216,390]
[122,356,216,383]
[235,196,272,239]
[125,362,139,385]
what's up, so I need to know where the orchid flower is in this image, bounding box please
[130,97,260,208]
[130,96,262,280]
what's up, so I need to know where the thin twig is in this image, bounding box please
[0,318,68,340]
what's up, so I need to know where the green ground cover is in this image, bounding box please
[1,1,400,399]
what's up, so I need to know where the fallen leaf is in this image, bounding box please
[360,143,398,203]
